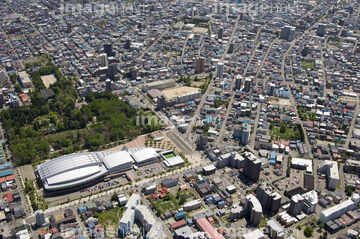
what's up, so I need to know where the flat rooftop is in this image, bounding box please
[162,86,200,99]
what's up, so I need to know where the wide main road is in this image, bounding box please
[185,15,241,140]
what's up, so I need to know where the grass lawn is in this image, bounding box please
[258,217,267,228]
[301,61,315,70]
[159,201,174,211]
[153,197,181,214]
[270,126,300,140]
[94,207,125,227]
[163,152,176,159]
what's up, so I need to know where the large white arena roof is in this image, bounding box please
[37,152,107,191]
[131,148,158,163]
[101,151,134,170]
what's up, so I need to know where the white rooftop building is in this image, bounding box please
[242,229,264,239]
[131,148,159,167]
[119,194,163,239]
[318,160,339,190]
[302,190,318,214]
[319,194,360,223]
[37,151,133,191]
[183,199,202,212]
[291,157,313,173]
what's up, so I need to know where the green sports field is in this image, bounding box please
[163,152,176,159]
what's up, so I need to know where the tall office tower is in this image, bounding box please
[243,152,261,182]
[35,210,45,227]
[66,22,72,33]
[280,25,296,42]
[104,43,114,57]
[195,57,205,73]
[99,53,108,67]
[269,83,275,96]
[256,184,282,214]
[85,85,91,95]
[239,12,244,20]
[44,8,49,18]
[241,123,251,145]
[244,77,252,92]
[302,45,309,56]
[339,19,345,26]
[105,79,112,91]
[228,41,234,53]
[124,38,131,49]
[130,67,139,80]
[233,125,242,138]
[0,93,4,106]
[108,64,117,80]
[288,194,304,216]
[244,194,262,226]
[317,23,326,37]
[235,75,243,90]
[0,70,6,86]
[217,27,224,39]
[253,24,260,34]
[198,134,208,150]
[217,62,224,79]
[157,95,166,109]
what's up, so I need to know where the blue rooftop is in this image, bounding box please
[0,170,13,178]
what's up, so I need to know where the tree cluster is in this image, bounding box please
[1,65,160,166]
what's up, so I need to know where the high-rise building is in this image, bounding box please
[233,125,242,138]
[105,79,112,91]
[244,77,252,92]
[85,85,91,95]
[288,194,304,216]
[217,27,223,39]
[195,57,205,73]
[198,134,208,150]
[243,152,261,182]
[280,25,296,42]
[0,70,6,86]
[217,62,224,79]
[239,12,244,20]
[235,75,242,90]
[317,23,326,37]
[0,93,4,106]
[256,184,281,214]
[108,64,117,80]
[339,19,345,26]
[317,160,339,190]
[244,194,262,226]
[157,95,166,109]
[124,38,131,49]
[44,8,49,18]
[253,24,260,34]
[228,41,234,53]
[35,210,45,227]
[241,123,251,145]
[104,43,114,57]
[130,67,139,80]
[100,53,108,67]
[66,22,72,33]
[269,83,275,96]
[302,45,309,56]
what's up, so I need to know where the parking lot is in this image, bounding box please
[274,169,303,191]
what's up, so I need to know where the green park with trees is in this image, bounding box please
[1,64,162,166]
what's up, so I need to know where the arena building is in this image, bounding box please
[37,151,134,191]
[37,147,172,191]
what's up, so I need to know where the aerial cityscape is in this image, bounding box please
[1,0,360,238]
